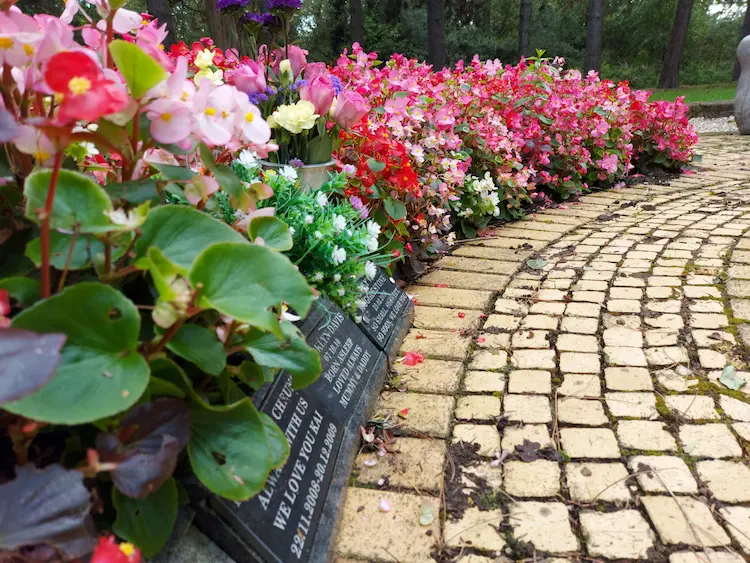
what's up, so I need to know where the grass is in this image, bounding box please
[648,82,736,103]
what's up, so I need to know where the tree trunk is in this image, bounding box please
[518,0,531,58]
[734,0,750,81]
[427,0,446,69]
[584,0,604,72]
[146,0,177,48]
[204,0,237,52]
[385,0,402,25]
[330,0,349,59]
[658,0,694,89]
[349,0,364,47]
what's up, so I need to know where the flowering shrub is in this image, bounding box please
[231,155,386,314]
[334,45,697,244]
[0,2,324,560]
[449,173,503,238]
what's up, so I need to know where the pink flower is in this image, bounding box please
[146,98,193,144]
[232,60,266,95]
[401,351,424,366]
[192,82,236,146]
[233,90,271,145]
[598,153,619,175]
[331,91,369,130]
[0,9,42,68]
[272,45,307,76]
[300,74,335,115]
[305,62,328,80]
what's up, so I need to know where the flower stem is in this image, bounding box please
[147,318,185,359]
[40,152,64,299]
[57,230,79,293]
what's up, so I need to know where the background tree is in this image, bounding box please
[147,0,177,48]
[204,0,238,51]
[659,0,695,88]
[584,0,604,72]
[519,0,532,58]
[350,0,365,46]
[427,0,446,68]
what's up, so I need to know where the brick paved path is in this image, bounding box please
[335,135,750,563]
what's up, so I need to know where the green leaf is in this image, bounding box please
[383,198,407,221]
[134,206,246,273]
[113,477,178,558]
[106,180,160,204]
[109,40,168,99]
[147,377,186,399]
[0,277,40,307]
[243,322,321,389]
[26,232,132,271]
[166,324,226,376]
[189,242,315,338]
[248,216,293,251]
[366,158,386,173]
[7,283,149,424]
[150,163,195,182]
[260,413,289,468]
[24,169,113,233]
[188,398,289,501]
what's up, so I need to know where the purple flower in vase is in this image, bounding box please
[330,75,343,96]
[240,11,276,26]
[289,158,304,168]
[216,0,249,12]
[266,0,302,10]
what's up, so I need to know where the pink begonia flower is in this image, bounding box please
[231,60,266,95]
[330,91,370,130]
[82,26,103,51]
[192,81,236,146]
[233,206,274,231]
[15,124,56,165]
[60,0,79,23]
[233,91,271,145]
[34,14,76,65]
[95,8,142,34]
[146,98,193,144]
[272,45,307,76]
[185,174,219,205]
[0,9,42,68]
[598,153,619,174]
[300,75,335,115]
[591,120,610,138]
[136,21,174,71]
[143,148,180,166]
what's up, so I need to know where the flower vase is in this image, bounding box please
[260,160,335,192]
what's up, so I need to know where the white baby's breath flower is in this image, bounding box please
[315,192,328,207]
[304,215,314,224]
[331,245,346,265]
[237,150,258,169]
[332,214,346,233]
[333,273,342,282]
[288,226,295,235]
[366,236,379,252]
[280,165,298,182]
[313,272,324,282]
[365,261,377,280]
[337,288,345,296]
[366,220,381,238]
[314,231,323,239]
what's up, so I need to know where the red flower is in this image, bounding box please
[44,52,128,125]
[402,351,424,366]
[0,289,10,328]
[91,536,141,563]
[392,249,401,258]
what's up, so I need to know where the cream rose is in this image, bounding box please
[268,100,319,134]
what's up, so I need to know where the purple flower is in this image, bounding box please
[240,11,276,25]
[349,195,364,210]
[290,78,308,92]
[359,207,369,219]
[267,0,301,9]
[247,92,269,104]
[330,75,343,96]
[216,0,249,11]
[289,158,304,168]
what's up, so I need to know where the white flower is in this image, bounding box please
[337,288,345,296]
[288,226,295,235]
[333,273,341,282]
[342,164,356,175]
[366,236,379,252]
[314,231,323,239]
[315,192,328,207]
[332,214,346,233]
[280,304,301,322]
[237,150,258,169]
[331,245,347,265]
[366,220,381,238]
[365,261,377,280]
[313,272,324,282]
[304,215,314,224]
[104,208,145,230]
[280,165,298,182]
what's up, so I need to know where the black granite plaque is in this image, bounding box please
[357,270,414,355]
[204,303,388,563]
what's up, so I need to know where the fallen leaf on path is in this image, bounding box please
[720,365,745,391]
[526,258,548,270]
[419,504,434,526]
